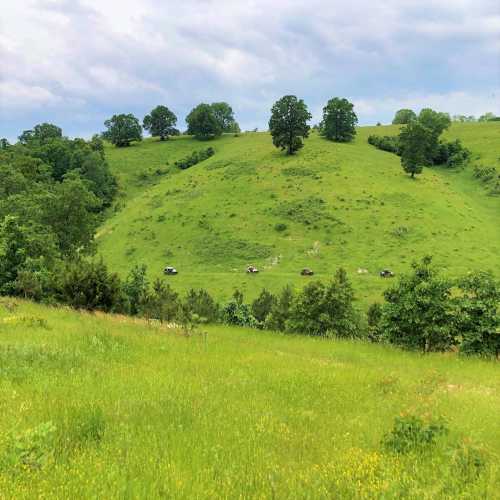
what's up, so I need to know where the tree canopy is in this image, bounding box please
[399,121,432,178]
[392,109,417,125]
[320,97,358,142]
[186,104,223,140]
[269,95,311,154]
[143,105,178,141]
[210,102,239,133]
[103,114,142,147]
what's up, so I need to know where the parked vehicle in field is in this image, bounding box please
[379,269,395,278]
[246,266,259,274]
[164,266,178,275]
[301,268,314,276]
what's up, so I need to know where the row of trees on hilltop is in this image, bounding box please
[392,108,498,125]
[269,96,358,155]
[101,96,359,155]
[103,102,240,147]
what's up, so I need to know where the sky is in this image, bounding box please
[1,0,499,141]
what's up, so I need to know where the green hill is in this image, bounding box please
[1,300,498,497]
[97,122,500,304]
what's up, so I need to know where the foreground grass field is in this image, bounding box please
[0,300,498,498]
[97,122,500,305]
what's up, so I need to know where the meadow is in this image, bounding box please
[0,299,499,498]
[97,122,500,306]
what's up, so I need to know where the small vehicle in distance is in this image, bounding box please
[164,266,178,275]
[379,269,394,278]
[246,266,259,274]
[301,268,314,276]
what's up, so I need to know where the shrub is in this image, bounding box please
[174,147,215,170]
[221,290,258,327]
[264,285,294,332]
[383,414,448,453]
[287,268,359,337]
[274,223,288,232]
[454,271,500,357]
[380,256,456,352]
[183,288,219,323]
[57,258,126,313]
[142,279,180,322]
[251,289,277,325]
[367,303,383,342]
[367,134,401,154]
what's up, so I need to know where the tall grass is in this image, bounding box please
[0,300,498,498]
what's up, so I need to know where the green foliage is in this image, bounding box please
[454,271,500,357]
[103,114,142,147]
[367,134,400,154]
[186,104,223,140]
[264,285,294,331]
[19,123,62,145]
[366,302,383,341]
[143,105,178,141]
[434,139,471,168]
[381,256,456,352]
[320,97,358,142]
[399,121,432,178]
[383,415,448,453]
[478,112,497,122]
[269,95,312,155]
[57,259,125,312]
[183,288,219,323]
[123,264,149,315]
[210,102,239,133]
[392,109,417,125]
[288,268,359,337]
[221,290,258,327]
[274,223,287,232]
[142,279,180,322]
[251,288,277,324]
[174,147,214,169]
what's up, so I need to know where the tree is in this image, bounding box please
[380,256,455,352]
[392,109,417,125]
[320,97,358,142]
[251,289,277,324]
[143,105,177,141]
[288,269,359,337]
[264,285,294,332]
[103,114,142,147]
[399,121,432,178]
[418,108,451,136]
[143,279,180,322]
[42,172,101,256]
[19,123,62,145]
[0,215,59,295]
[186,104,222,140]
[184,288,218,322]
[57,258,125,312]
[269,95,311,155]
[210,102,239,132]
[123,264,149,315]
[478,112,496,122]
[454,271,500,357]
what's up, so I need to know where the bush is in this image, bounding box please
[383,414,448,453]
[57,259,126,313]
[174,147,215,170]
[183,288,219,323]
[367,134,401,154]
[380,256,456,352]
[434,139,471,167]
[251,289,277,325]
[274,223,288,232]
[221,290,258,327]
[264,285,294,332]
[287,268,359,337]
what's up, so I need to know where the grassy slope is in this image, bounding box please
[0,300,498,498]
[98,122,500,304]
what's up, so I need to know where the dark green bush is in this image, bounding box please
[175,147,215,170]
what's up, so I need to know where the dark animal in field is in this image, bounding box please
[164,266,178,275]
[380,269,394,278]
[301,268,314,276]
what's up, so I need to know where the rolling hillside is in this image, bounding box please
[0,300,498,497]
[97,122,500,304]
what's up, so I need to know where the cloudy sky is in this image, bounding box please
[1,0,499,140]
